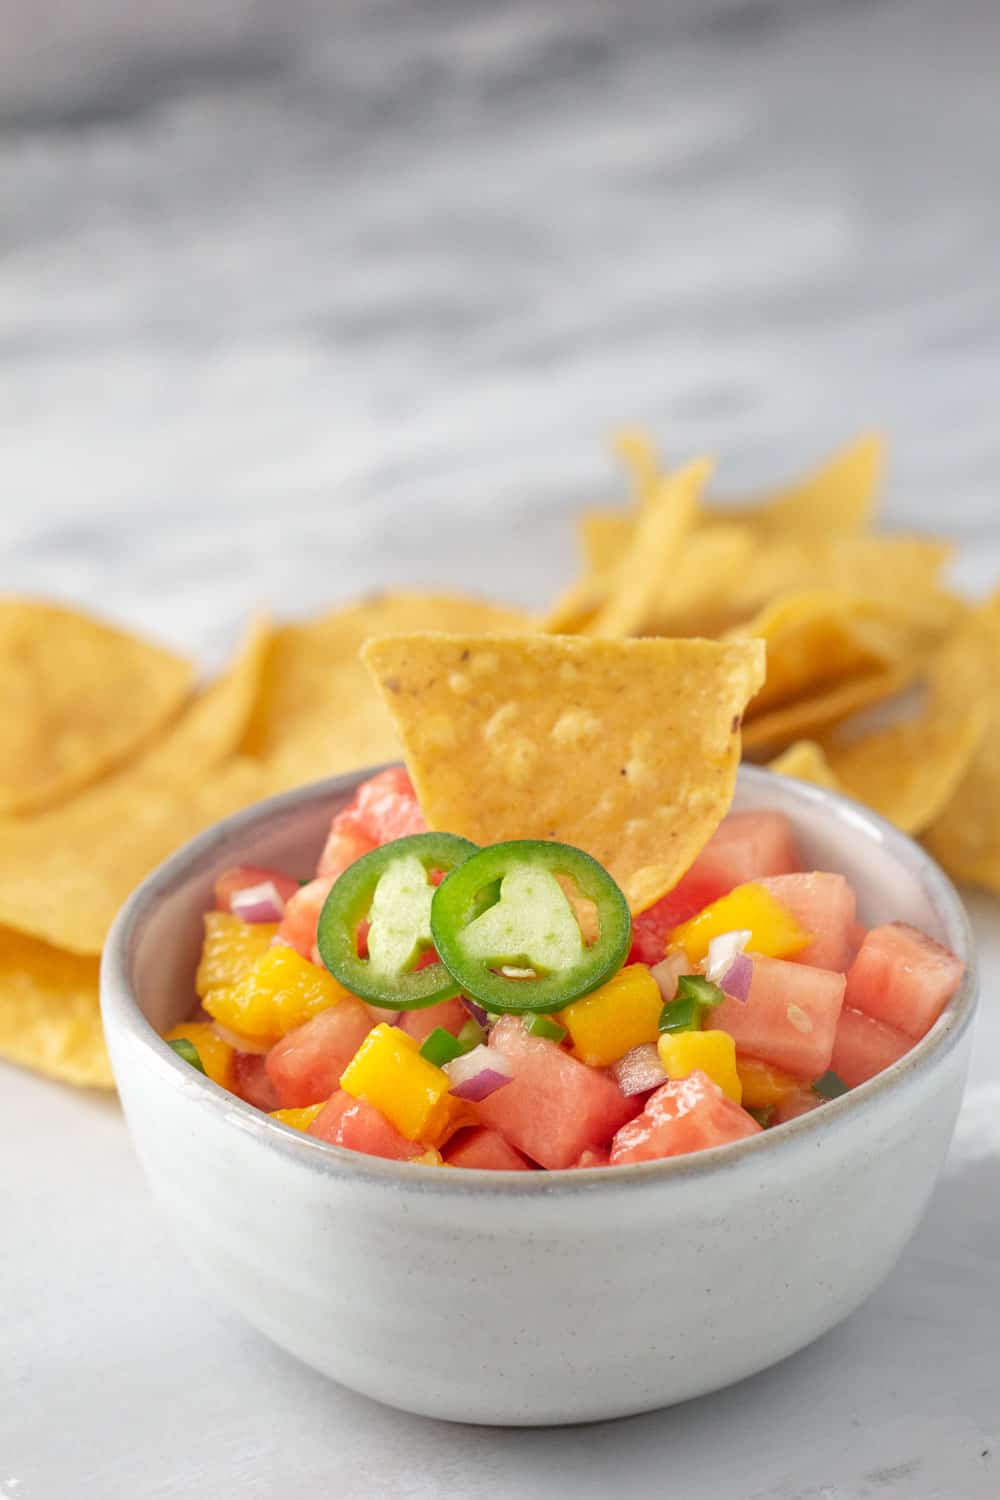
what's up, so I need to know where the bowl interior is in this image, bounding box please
[122,764,972,1039]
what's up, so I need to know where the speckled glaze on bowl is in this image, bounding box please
[102,766,977,1426]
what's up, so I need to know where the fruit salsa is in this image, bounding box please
[164,763,965,1171]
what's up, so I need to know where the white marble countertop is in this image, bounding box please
[2,1,999,1495]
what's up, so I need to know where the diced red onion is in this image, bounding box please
[651,949,690,1002]
[230,881,287,923]
[612,1043,667,1097]
[705,929,751,984]
[445,1044,512,1102]
[720,951,753,1004]
[211,1022,271,1055]
[462,996,489,1028]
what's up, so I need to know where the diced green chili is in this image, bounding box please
[658,975,725,1034]
[168,1037,206,1074]
[747,1106,774,1128]
[812,1069,849,1100]
[523,1013,567,1043]
[419,1027,466,1068]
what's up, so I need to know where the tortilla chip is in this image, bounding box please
[924,597,1000,888]
[712,432,883,536]
[642,523,757,637]
[824,611,991,834]
[542,576,605,635]
[362,632,765,914]
[584,460,710,638]
[242,592,531,784]
[612,427,662,505]
[741,662,914,753]
[733,591,922,720]
[767,741,840,790]
[578,511,635,580]
[722,535,954,629]
[0,599,193,816]
[0,928,110,1087]
[0,758,269,956]
[140,615,272,782]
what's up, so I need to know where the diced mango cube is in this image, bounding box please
[195,912,278,1001]
[735,1057,800,1109]
[270,1102,326,1132]
[340,1023,452,1143]
[163,1021,234,1089]
[668,882,811,963]
[560,964,662,1067]
[203,945,350,1042]
[657,1029,742,1103]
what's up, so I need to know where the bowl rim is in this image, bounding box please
[102,763,978,1197]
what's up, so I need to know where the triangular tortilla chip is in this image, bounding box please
[711,432,884,536]
[768,740,840,790]
[924,595,1000,889]
[741,662,914,753]
[584,460,710,638]
[826,609,991,834]
[0,598,193,816]
[242,591,531,779]
[362,632,765,914]
[0,928,110,1087]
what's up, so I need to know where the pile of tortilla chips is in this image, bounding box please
[2,428,998,1092]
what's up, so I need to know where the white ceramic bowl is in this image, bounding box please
[102,765,976,1426]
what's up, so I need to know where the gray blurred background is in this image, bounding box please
[3,0,999,655]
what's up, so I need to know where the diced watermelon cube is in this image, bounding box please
[761,872,857,971]
[713,955,846,1078]
[316,809,377,881]
[844,922,965,1040]
[398,996,470,1044]
[354,766,427,843]
[308,1089,421,1161]
[277,875,334,958]
[231,1051,280,1112]
[476,1016,638,1170]
[610,1071,761,1164]
[773,1087,823,1124]
[444,1127,532,1171]
[629,811,801,964]
[265,997,374,1107]
[830,1006,913,1087]
[214,866,301,914]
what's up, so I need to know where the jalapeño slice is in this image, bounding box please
[316,831,478,1009]
[430,839,631,1014]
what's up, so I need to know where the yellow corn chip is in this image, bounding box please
[139,615,271,782]
[925,596,1000,889]
[733,591,922,720]
[825,611,991,834]
[0,599,193,816]
[0,928,110,1087]
[578,511,635,580]
[767,740,840,790]
[242,591,531,784]
[0,758,269,956]
[584,460,709,638]
[362,632,765,914]
[741,662,914,753]
[722,535,954,629]
[642,523,757,637]
[612,427,662,505]
[542,576,605,635]
[712,432,883,536]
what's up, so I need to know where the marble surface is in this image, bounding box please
[2,1,1000,1495]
